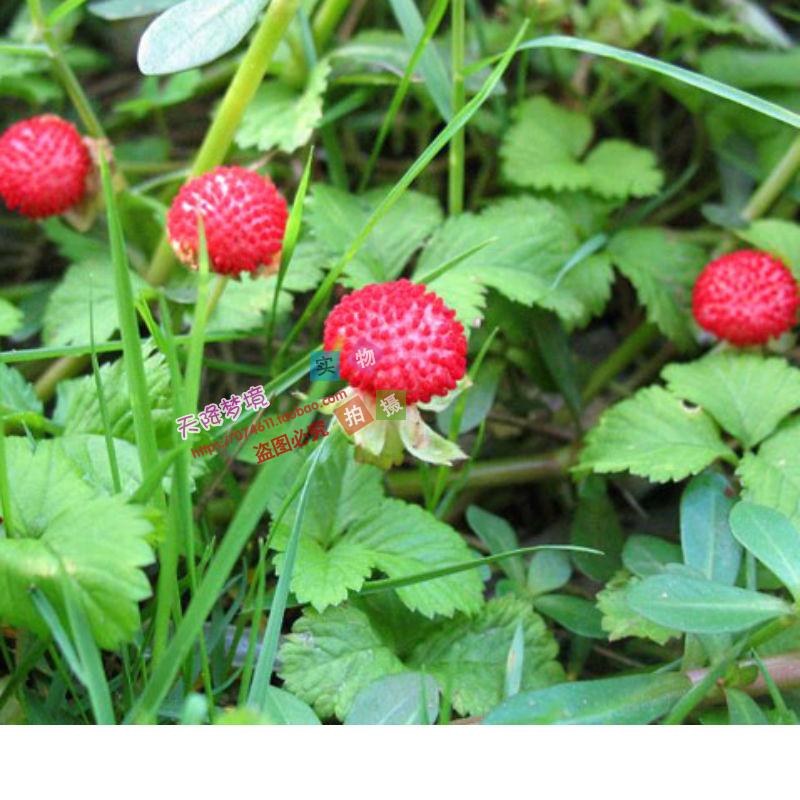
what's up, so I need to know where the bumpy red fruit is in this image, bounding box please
[0,115,91,218]
[324,279,467,404]
[166,166,288,276]
[692,250,799,346]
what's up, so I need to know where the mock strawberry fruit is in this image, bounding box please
[324,279,467,404]
[692,249,799,346]
[166,166,288,276]
[0,115,92,218]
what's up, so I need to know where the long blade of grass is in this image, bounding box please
[89,288,122,495]
[267,147,315,361]
[277,21,529,360]
[388,0,452,121]
[126,460,278,722]
[128,443,185,505]
[47,0,88,25]
[413,236,497,285]
[359,0,449,191]
[519,35,800,129]
[30,587,114,724]
[359,544,602,595]
[99,154,163,490]
[0,416,15,537]
[247,430,335,710]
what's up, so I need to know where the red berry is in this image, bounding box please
[0,115,91,218]
[324,279,467,404]
[692,250,799,346]
[166,166,288,276]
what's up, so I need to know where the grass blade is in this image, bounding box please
[519,35,800,129]
[247,430,335,710]
[267,147,315,361]
[388,0,452,121]
[359,544,601,595]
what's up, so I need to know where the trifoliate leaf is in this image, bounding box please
[279,595,562,721]
[738,417,800,528]
[583,140,664,199]
[413,197,613,330]
[501,97,662,199]
[0,298,22,337]
[43,259,152,346]
[577,386,736,482]
[597,571,680,645]
[267,436,483,616]
[608,227,707,349]
[236,59,331,153]
[0,438,154,649]
[306,184,443,288]
[663,352,800,449]
[408,596,563,717]
[278,604,407,720]
[735,218,800,277]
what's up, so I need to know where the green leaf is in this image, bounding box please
[483,672,690,725]
[0,438,154,649]
[527,549,572,596]
[268,437,483,617]
[533,594,605,639]
[260,686,321,725]
[307,184,443,288]
[409,596,563,717]
[278,604,408,720]
[115,70,202,119]
[664,353,800,449]
[608,227,706,350]
[583,140,664,199]
[205,273,294,333]
[627,574,792,634]
[570,476,623,582]
[414,197,614,329]
[736,219,800,276]
[501,97,662,198]
[236,58,331,153]
[725,688,769,725]
[43,260,150,347]
[345,673,440,725]
[622,535,682,578]
[680,473,741,585]
[730,502,800,600]
[577,386,736,482]
[0,298,22,337]
[137,0,264,75]
[0,363,43,417]
[597,571,679,645]
[737,417,800,528]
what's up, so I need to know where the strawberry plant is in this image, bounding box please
[3,0,800,732]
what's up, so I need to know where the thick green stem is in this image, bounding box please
[386,448,573,498]
[742,134,800,222]
[0,418,15,537]
[27,0,104,138]
[146,0,302,285]
[581,322,659,404]
[447,0,466,215]
[312,0,351,47]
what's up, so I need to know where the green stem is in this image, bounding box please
[448,0,466,215]
[742,134,800,222]
[387,448,573,498]
[27,0,104,138]
[581,322,659,404]
[0,418,15,537]
[33,354,89,401]
[312,0,351,47]
[145,0,302,286]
